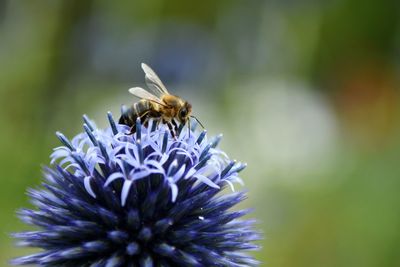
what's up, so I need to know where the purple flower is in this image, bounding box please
[11,113,260,266]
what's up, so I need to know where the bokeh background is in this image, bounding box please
[1,1,400,266]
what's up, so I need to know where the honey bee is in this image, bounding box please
[119,63,203,137]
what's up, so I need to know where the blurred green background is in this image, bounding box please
[1,1,400,266]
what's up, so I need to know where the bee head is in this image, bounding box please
[178,102,192,123]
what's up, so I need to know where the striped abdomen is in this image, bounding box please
[119,100,153,127]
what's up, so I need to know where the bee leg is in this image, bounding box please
[171,119,179,134]
[154,119,161,130]
[142,116,150,128]
[165,121,176,139]
[128,120,137,135]
[129,112,150,134]
[128,121,139,135]
[188,119,191,138]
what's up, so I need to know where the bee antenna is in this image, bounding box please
[190,115,205,129]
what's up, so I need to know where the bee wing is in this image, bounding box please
[128,87,165,105]
[141,63,170,97]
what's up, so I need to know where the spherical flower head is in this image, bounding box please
[11,113,260,266]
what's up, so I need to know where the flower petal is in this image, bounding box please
[121,179,133,206]
[194,174,220,189]
[169,183,178,202]
[104,172,125,187]
[83,176,96,198]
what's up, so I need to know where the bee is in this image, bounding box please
[119,63,203,137]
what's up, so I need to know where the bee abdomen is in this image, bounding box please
[118,100,152,127]
[118,106,134,126]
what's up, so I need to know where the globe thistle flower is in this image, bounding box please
[11,113,260,266]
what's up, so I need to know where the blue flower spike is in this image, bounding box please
[11,113,261,266]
